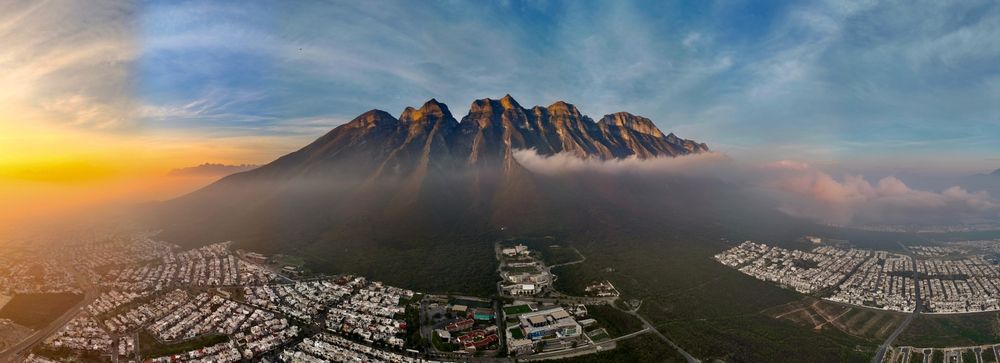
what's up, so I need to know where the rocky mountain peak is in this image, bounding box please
[547,101,581,117]
[599,112,664,137]
[348,109,399,129]
[499,94,521,109]
[469,95,524,114]
[265,95,708,179]
[401,98,453,123]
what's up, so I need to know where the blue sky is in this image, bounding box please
[134,0,1000,171]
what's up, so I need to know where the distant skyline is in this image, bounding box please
[1,0,999,223]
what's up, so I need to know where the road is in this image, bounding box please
[0,270,100,362]
[493,241,699,362]
[493,299,506,358]
[615,301,700,363]
[872,243,923,363]
[522,327,652,361]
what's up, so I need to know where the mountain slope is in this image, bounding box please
[152,95,710,292]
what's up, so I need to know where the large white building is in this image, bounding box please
[517,307,581,341]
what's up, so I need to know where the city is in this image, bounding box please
[0,233,662,362]
[716,239,1000,362]
[4,1,1000,361]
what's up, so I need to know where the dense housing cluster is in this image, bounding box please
[47,286,299,362]
[911,245,962,257]
[280,333,423,363]
[103,289,190,333]
[66,236,175,270]
[243,279,352,322]
[8,233,642,362]
[717,241,1000,313]
[0,260,80,294]
[44,316,112,353]
[326,281,411,348]
[243,276,414,348]
[103,242,276,291]
[827,251,916,311]
[87,290,147,316]
[715,242,869,294]
[918,257,1000,313]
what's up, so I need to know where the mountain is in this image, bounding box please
[150,95,712,293]
[232,95,706,181]
[993,168,1000,176]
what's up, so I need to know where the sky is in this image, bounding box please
[2,0,999,226]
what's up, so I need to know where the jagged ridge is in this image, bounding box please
[253,95,708,179]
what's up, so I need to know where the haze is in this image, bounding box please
[3,0,999,232]
[6,1,1000,363]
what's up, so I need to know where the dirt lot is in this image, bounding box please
[0,293,83,329]
[762,297,905,340]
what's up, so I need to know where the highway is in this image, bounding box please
[0,270,99,362]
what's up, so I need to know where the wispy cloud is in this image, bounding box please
[5,0,999,172]
[0,0,137,130]
[134,0,1000,170]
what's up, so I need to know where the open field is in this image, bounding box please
[138,331,229,359]
[543,245,585,266]
[448,297,492,309]
[897,312,1000,347]
[503,304,532,315]
[0,293,83,329]
[584,305,643,338]
[762,298,905,341]
[504,265,540,274]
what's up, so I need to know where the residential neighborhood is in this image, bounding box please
[716,240,1000,314]
[0,233,656,362]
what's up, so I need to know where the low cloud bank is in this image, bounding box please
[513,149,1000,227]
[767,161,999,226]
[512,149,732,176]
